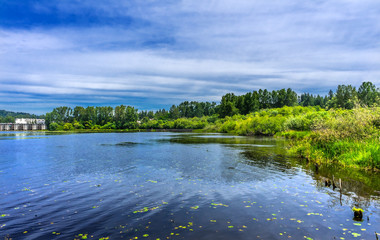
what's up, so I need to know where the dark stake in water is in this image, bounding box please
[0,132,379,240]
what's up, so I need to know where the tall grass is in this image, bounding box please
[289,107,380,169]
[205,106,380,170]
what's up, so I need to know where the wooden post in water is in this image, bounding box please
[339,178,342,206]
[332,175,336,190]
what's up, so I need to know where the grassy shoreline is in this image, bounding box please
[205,106,380,171]
[42,128,194,133]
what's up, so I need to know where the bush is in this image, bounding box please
[286,106,380,169]
[63,123,74,131]
[101,122,116,129]
[73,121,84,129]
[49,122,59,131]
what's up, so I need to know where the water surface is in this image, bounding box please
[0,132,379,239]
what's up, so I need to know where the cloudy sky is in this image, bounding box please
[1,0,379,114]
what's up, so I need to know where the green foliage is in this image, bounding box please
[352,207,364,213]
[63,123,74,131]
[358,82,379,107]
[41,79,380,169]
[49,122,59,131]
[39,82,380,171]
[114,105,138,128]
[219,93,239,118]
[287,107,380,169]
[335,84,358,109]
[0,115,15,123]
[138,117,208,130]
[92,125,101,130]
[73,121,84,129]
[101,122,116,129]
[219,88,299,117]
[204,105,380,170]
[176,101,217,118]
[83,120,93,129]
[277,130,310,139]
[0,110,40,123]
[124,121,138,129]
[208,106,327,136]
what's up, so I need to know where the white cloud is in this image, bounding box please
[1,0,380,113]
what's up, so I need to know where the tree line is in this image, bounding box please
[0,110,40,123]
[219,82,379,117]
[43,81,379,130]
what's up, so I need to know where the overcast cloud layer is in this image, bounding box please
[1,0,380,114]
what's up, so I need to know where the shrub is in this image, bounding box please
[101,122,116,129]
[49,122,59,131]
[63,123,74,131]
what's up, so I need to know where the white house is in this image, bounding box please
[15,118,45,124]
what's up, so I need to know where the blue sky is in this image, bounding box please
[1,0,379,114]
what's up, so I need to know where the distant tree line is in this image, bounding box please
[298,82,379,109]
[43,81,379,130]
[218,88,298,117]
[0,110,40,123]
[219,82,379,117]
[141,101,218,120]
[44,101,218,130]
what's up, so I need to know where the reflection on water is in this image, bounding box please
[168,133,380,198]
[0,132,379,240]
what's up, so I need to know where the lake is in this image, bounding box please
[0,132,379,239]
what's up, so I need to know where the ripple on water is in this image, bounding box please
[0,132,379,240]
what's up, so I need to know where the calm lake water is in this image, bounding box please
[0,132,379,240]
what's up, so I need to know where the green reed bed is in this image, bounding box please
[206,106,380,170]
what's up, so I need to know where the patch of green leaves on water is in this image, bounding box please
[133,205,160,213]
[210,203,229,208]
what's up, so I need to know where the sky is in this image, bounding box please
[1,0,380,115]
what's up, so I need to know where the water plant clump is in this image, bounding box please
[352,207,364,221]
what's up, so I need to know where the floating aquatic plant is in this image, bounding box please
[352,207,364,221]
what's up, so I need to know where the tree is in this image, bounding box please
[114,105,137,129]
[178,101,190,118]
[314,95,325,107]
[203,102,217,116]
[125,106,138,122]
[335,84,357,109]
[285,88,298,106]
[300,93,315,106]
[169,105,180,119]
[358,82,378,107]
[73,106,86,122]
[251,91,260,112]
[49,122,59,131]
[155,109,169,120]
[258,89,271,109]
[328,90,334,99]
[96,106,114,126]
[114,105,127,128]
[4,116,15,123]
[45,106,72,125]
[85,106,97,125]
[277,89,287,107]
[194,102,205,118]
[219,93,238,118]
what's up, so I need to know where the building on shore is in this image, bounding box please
[15,118,45,124]
[0,118,46,131]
